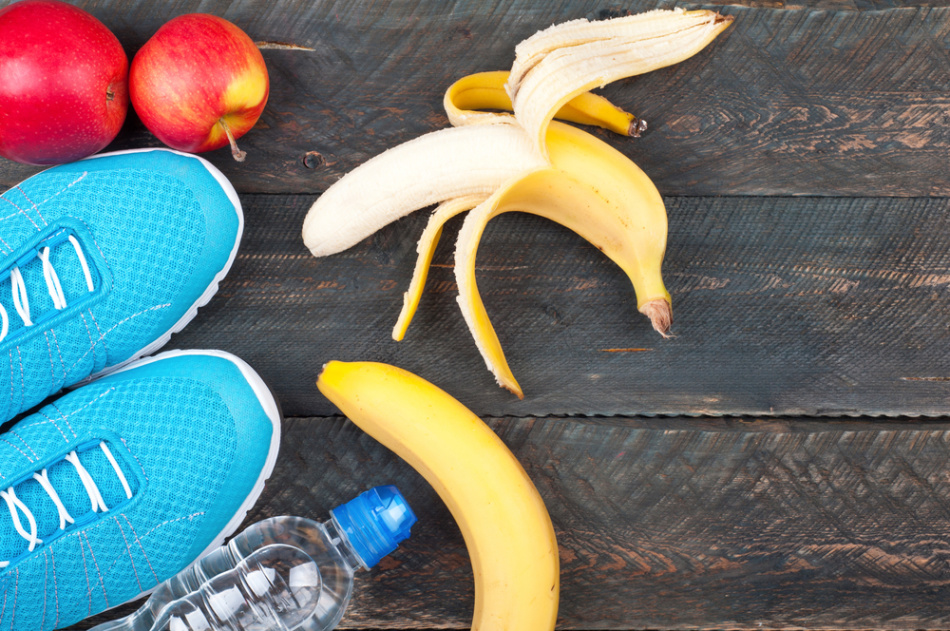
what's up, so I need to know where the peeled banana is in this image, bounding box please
[302,123,544,258]
[301,8,733,396]
[317,360,559,631]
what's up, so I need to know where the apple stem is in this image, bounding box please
[219,119,247,162]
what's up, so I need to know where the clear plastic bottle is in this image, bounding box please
[91,485,416,631]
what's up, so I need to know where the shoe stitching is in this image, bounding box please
[112,516,143,592]
[120,514,158,586]
[0,387,116,452]
[32,173,87,211]
[86,308,109,365]
[0,440,33,464]
[6,190,40,232]
[45,526,114,604]
[0,208,20,225]
[0,196,39,232]
[13,387,113,438]
[14,347,24,420]
[8,432,38,462]
[20,415,70,444]
[77,535,92,619]
[119,438,148,483]
[78,312,97,371]
[43,332,56,389]
[52,387,114,426]
[138,512,204,541]
[62,304,171,380]
[80,531,108,608]
[49,330,66,386]
[44,402,78,439]
[15,186,47,228]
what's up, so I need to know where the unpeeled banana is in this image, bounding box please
[301,8,734,396]
[317,360,559,631]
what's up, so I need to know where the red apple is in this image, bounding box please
[0,0,129,165]
[130,14,269,162]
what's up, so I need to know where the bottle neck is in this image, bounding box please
[325,515,368,571]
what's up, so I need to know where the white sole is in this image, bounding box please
[107,348,282,607]
[74,148,244,385]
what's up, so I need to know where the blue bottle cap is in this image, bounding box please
[331,485,417,568]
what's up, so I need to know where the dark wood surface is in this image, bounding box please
[2,0,950,629]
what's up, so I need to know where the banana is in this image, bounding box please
[445,70,646,136]
[455,121,671,398]
[316,360,559,631]
[302,123,545,258]
[302,106,671,398]
[301,9,734,396]
[506,8,733,156]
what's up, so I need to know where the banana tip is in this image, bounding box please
[715,13,736,28]
[640,299,673,338]
[629,118,648,138]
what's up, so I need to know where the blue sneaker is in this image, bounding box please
[0,149,243,423]
[0,349,281,631]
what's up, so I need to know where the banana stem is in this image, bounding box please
[629,118,648,138]
[219,119,247,162]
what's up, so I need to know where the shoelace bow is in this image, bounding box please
[0,235,95,341]
[0,442,133,568]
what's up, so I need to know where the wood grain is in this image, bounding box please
[3,3,950,630]
[164,193,950,419]
[2,2,950,196]
[69,415,950,630]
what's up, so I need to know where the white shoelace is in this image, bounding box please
[0,235,95,342]
[0,442,133,568]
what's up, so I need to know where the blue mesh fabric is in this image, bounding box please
[0,352,275,631]
[0,150,242,423]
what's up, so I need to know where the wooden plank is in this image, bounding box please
[71,415,950,629]
[168,193,950,419]
[3,2,950,196]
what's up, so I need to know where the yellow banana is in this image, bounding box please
[506,8,733,156]
[445,70,646,136]
[316,360,559,631]
[455,120,671,398]
[301,9,733,396]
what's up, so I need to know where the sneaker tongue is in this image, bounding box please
[0,445,139,563]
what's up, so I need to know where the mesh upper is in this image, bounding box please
[0,150,241,423]
[0,352,273,631]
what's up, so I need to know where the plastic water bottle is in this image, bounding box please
[91,485,417,631]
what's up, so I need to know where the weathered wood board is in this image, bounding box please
[4,0,950,629]
[167,193,950,418]
[4,2,950,197]
[72,416,950,630]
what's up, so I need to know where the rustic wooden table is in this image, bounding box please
[4,0,950,628]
